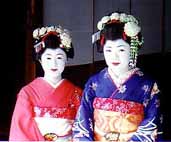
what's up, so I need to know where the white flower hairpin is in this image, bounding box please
[97,12,140,38]
[33,25,72,52]
[92,12,143,46]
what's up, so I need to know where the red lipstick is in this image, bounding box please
[51,69,57,71]
[112,62,120,65]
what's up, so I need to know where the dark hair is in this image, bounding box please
[33,33,74,60]
[104,23,129,44]
[96,22,142,52]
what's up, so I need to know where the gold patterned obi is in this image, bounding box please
[44,132,72,141]
[93,98,144,141]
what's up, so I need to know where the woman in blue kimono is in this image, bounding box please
[72,12,163,142]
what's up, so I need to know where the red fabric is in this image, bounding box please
[9,89,45,141]
[100,35,105,46]
[122,32,127,40]
[9,78,82,141]
[93,98,144,115]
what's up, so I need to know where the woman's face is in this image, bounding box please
[40,48,67,79]
[103,39,130,75]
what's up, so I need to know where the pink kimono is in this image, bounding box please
[9,77,82,141]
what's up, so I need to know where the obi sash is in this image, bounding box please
[33,80,81,141]
[93,98,144,141]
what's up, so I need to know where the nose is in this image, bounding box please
[112,51,119,61]
[50,58,57,68]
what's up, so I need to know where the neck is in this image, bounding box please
[108,67,138,86]
[43,75,62,86]
[108,67,129,79]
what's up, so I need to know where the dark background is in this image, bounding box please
[1,0,171,140]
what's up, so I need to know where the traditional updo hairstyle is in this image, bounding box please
[32,26,74,61]
[93,12,144,68]
[97,20,143,53]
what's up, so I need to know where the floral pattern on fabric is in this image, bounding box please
[72,68,163,142]
[34,106,74,119]
[93,98,144,115]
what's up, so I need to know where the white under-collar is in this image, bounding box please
[108,67,139,87]
[43,77,64,88]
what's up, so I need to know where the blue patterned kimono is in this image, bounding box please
[72,67,163,142]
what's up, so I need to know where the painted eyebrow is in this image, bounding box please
[45,53,51,55]
[117,45,126,47]
[56,53,64,56]
[105,46,112,48]
[45,53,64,56]
[105,45,125,48]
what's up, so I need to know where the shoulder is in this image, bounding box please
[136,69,156,84]
[64,80,83,101]
[20,78,41,91]
[86,67,107,84]
[17,78,42,97]
[75,86,83,95]
[136,69,160,93]
[64,79,83,94]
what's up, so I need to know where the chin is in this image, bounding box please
[109,66,120,71]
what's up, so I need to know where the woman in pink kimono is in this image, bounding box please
[9,26,82,141]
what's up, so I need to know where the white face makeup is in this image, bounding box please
[103,39,130,76]
[40,48,67,83]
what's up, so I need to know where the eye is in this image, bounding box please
[46,57,51,60]
[57,56,62,59]
[56,55,65,59]
[105,49,112,52]
[120,49,125,52]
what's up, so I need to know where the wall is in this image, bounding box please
[43,0,166,66]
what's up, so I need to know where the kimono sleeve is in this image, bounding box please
[72,86,83,109]
[129,82,163,142]
[9,88,44,141]
[72,78,96,141]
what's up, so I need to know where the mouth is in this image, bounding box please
[112,62,120,66]
[51,69,57,72]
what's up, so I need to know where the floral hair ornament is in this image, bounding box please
[33,25,72,53]
[92,12,144,68]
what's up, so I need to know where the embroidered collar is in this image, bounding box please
[108,67,139,87]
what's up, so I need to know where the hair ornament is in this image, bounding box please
[33,25,72,52]
[93,12,144,47]
[92,12,144,69]
[97,12,140,38]
[92,12,142,44]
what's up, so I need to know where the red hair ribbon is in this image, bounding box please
[122,32,127,41]
[41,31,58,42]
[108,19,120,24]
[100,35,105,46]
